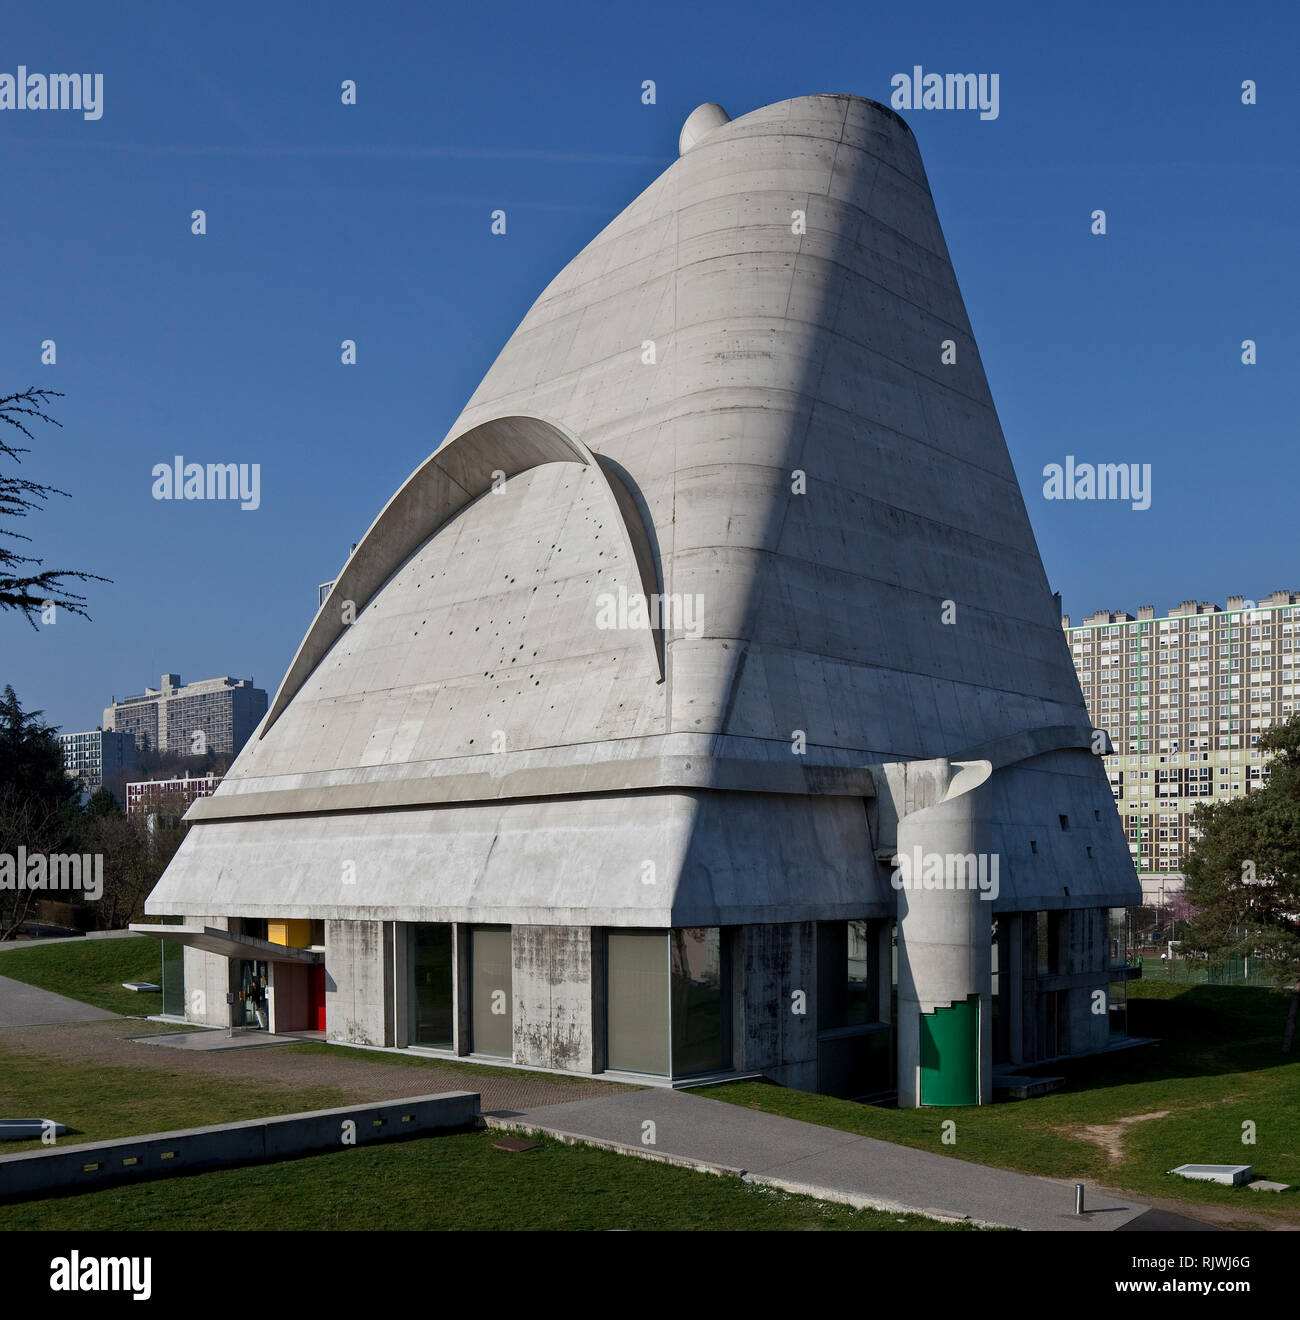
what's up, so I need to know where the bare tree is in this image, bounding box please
[0,783,62,939]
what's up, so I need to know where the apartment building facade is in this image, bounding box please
[1063,589,1300,900]
[104,673,268,756]
[125,774,222,820]
[57,728,137,794]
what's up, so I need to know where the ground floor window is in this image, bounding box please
[817,919,876,1029]
[470,925,513,1058]
[605,928,730,1078]
[816,919,891,1098]
[160,939,185,1017]
[407,923,453,1049]
[1108,976,1128,1039]
[606,930,670,1075]
[670,927,728,1076]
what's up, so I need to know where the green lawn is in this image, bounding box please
[0,1031,627,1155]
[0,1128,978,1231]
[704,982,1300,1226]
[0,1033,355,1152]
[0,935,163,1015]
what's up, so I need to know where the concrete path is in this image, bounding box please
[492,1088,1204,1232]
[0,930,139,952]
[129,1029,296,1053]
[0,975,118,1028]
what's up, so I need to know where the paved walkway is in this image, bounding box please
[0,930,139,952]
[491,1089,1216,1232]
[129,1029,299,1053]
[0,975,118,1028]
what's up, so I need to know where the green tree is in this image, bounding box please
[1182,716,1300,1051]
[0,684,76,810]
[1,387,109,624]
[0,684,80,938]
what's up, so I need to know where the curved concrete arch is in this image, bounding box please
[260,415,663,739]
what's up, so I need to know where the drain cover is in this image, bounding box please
[492,1136,541,1154]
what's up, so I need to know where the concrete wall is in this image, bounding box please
[325,919,392,1045]
[732,922,818,1089]
[891,760,993,1107]
[182,915,235,1027]
[0,1092,478,1203]
[511,926,598,1072]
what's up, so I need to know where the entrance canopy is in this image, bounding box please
[129,924,322,964]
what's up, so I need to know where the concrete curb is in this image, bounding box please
[0,1091,479,1202]
[483,1115,997,1226]
[482,1116,745,1179]
[741,1173,1002,1229]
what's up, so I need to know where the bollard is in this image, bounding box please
[1075,1183,1085,1215]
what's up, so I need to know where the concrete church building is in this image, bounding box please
[139,94,1141,1105]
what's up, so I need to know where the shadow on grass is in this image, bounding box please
[1023,984,1298,1099]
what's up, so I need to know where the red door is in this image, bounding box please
[310,962,326,1031]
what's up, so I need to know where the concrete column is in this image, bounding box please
[183,915,235,1027]
[891,759,994,1107]
[875,919,893,1026]
[511,926,597,1072]
[734,922,817,1090]
[324,919,392,1045]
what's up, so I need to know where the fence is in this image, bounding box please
[1134,956,1273,987]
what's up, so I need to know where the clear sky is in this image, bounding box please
[2,0,1296,733]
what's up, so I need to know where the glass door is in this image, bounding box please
[237,959,270,1029]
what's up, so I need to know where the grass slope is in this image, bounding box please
[705,983,1300,1226]
[0,936,162,1015]
[0,1129,979,1231]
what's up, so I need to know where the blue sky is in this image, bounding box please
[2,0,1296,732]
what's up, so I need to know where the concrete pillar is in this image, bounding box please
[511,926,598,1072]
[325,919,393,1045]
[182,915,236,1027]
[875,920,893,1026]
[734,922,817,1090]
[891,759,994,1107]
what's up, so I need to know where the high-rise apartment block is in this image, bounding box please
[104,673,268,756]
[1063,589,1300,900]
[58,728,137,793]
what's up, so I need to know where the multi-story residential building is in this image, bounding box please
[104,674,268,756]
[125,774,222,820]
[1063,589,1300,901]
[57,729,137,794]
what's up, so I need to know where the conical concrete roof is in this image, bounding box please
[148,95,1138,925]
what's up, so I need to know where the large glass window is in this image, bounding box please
[670,928,728,1076]
[606,930,670,1075]
[817,920,875,1030]
[407,924,453,1049]
[470,926,513,1058]
[605,928,729,1077]
[160,939,185,1017]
